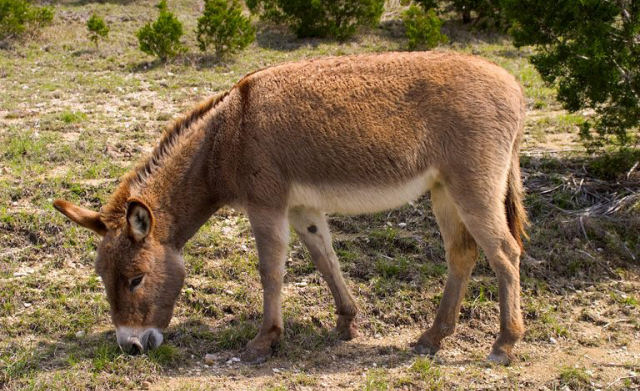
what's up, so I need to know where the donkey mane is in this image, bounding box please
[100,91,229,227]
[132,91,229,187]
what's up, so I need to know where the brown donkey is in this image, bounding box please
[54,51,527,365]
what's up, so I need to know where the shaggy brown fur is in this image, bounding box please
[54,51,527,364]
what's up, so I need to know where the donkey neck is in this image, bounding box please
[127,95,238,249]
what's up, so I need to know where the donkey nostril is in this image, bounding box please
[128,337,144,355]
[146,332,158,350]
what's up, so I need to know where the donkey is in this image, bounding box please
[54,51,527,365]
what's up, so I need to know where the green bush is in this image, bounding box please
[0,0,53,41]
[403,4,447,51]
[588,148,640,181]
[247,0,385,40]
[86,13,109,48]
[504,0,639,148]
[136,0,184,61]
[452,0,505,29]
[414,0,438,11]
[196,0,255,56]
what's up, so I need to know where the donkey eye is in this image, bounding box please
[129,275,144,291]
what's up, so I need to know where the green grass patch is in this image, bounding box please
[148,345,179,366]
[59,111,88,124]
[92,343,122,372]
[558,367,591,390]
[213,321,258,350]
[410,357,443,390]
[364,368,390,391]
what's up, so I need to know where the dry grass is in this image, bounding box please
[1,0,639,390]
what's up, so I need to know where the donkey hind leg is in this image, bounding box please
[289,207,358,340]
[242,206,289,363]
[448,183,524,365]
[414,184,478,355]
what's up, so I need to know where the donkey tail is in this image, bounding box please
[505,141,529,252]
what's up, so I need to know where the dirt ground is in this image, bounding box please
[1,0,639,390]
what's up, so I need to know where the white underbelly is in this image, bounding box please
[287,168,440,215]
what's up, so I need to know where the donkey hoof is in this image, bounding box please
[241,343,273,364]
[334,324,359,340]
[412,341,439,356]
[335,316,359,340]
[487,351,514,366]
[240,348,270,364]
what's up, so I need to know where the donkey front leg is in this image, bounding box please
[289,207,358,340]
[242,206,289,363]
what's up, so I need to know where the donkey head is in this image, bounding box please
[53,199,185,354]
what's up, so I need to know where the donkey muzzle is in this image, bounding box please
[116,326,164,354]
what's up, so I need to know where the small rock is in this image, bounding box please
[23,302,31,308]
[141,381,151,390]
[225,290,234,295]
[75,330,85,338]
[231,357,241,362]
[398,222,407,228]
[272,368,280,373]
[204,353,217,365]
[549,337,557,344]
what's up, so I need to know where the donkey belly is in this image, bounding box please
[288,168,439,215]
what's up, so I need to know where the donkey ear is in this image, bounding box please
[126,199,153,242]
[53,199,107,236]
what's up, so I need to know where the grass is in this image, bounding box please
[0,0,638,390]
